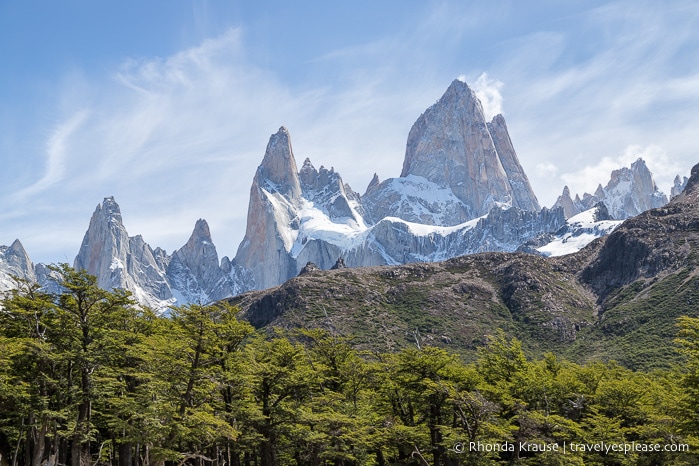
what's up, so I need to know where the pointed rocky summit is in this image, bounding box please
[167,219,240,303]
[257,126,302,201]
[0,239,36,291]
[671,174,689,199]
[234,127,304,289]
[74,197,174,309]
[487,114,540,211]
[400,79,539,218]
[552,186,580,219]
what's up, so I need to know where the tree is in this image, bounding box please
[0,265,139,466]
[49,265,136,466]
[0,277,58,466]
[131,303,253,464]
[675,315,699,449]
[243,333,314,466]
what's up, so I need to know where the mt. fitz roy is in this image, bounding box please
[1,79,680,309]
[233,79,555,291]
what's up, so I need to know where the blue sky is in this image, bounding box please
[1,0,698,264]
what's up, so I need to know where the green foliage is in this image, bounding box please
[2,267,699,466]
[570,269,699,370]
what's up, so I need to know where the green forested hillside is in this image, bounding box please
[228,253,597,361]
[2,266,699,466]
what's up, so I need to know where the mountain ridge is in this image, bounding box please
[553,158,668,220]
[227,162,699,369]
[0,79,690,314]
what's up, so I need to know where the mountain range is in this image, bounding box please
[0,79,686,312]
[228,161,699,370]
[552,158,668,220]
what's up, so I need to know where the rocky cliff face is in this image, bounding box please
[74,197,175,309]
[229,81,626,290]
[671,174,688,198]
[167,219,248,303]
[230,115,566,291]
[579,162,699,299]
[535,203,622,257]
[400,79,539,217]
[6,79,673,305]
[362,174,471,226]
[228,163,699,369]
[233,127,306,290]
[298,158,365,225]
[487,114,541,211]
[72,197,246,310]
[601,159,668,219]
[552,186,583,219]
[553,159,668,220]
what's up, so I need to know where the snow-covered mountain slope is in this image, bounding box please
[536,204,623,257]
[233,120,567,288]
[363,174,471,226]
[4,80,675,305]
[553,158,668,220]
[230,81,653,290]
[0,240,36,293]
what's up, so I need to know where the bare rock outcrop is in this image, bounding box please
[487,113,540,211]
[233,127,304,290]
[400,79,539,218]
[73,197,174,308]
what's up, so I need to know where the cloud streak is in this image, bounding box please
[17,109,89,199]
[494,1,699,205]
[3,27,443,262]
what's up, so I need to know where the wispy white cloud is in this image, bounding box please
[6,27,443,261]
[471,72,504,120]
[17,109,89,199]
[536,162,559,178]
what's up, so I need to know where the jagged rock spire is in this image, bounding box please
[487,114,540,211]
[74,196,130,278]
[672,174,689,199]
[0,239,36,290]
[167,218,240,304]
[401,79,538,218]
[552,158,668,220]
[330,257,347,270]
[73,197,174,308]
[257,126,302,201]
[234,128,303,289]
[365,173,380,195]
[552,186,580,219]
[675,162,699,203]
[171,219,219,282]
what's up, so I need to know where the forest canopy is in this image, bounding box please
[1,265,699,466]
